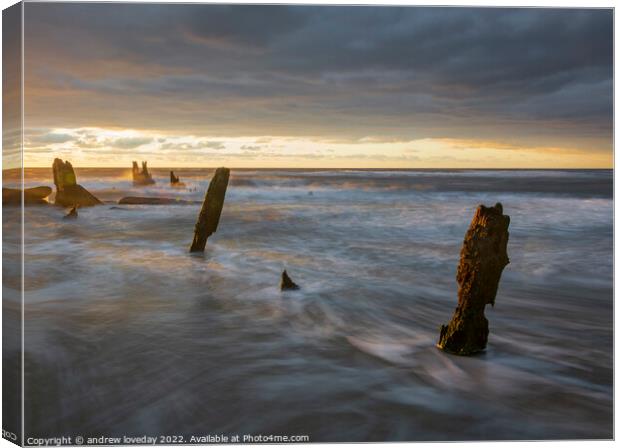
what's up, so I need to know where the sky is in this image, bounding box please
[17,3,614,168]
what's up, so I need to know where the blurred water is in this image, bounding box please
[6,168,612,441]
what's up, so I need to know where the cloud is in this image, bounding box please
[183,5,308,47]
[21,126,611,168]
[20,4,612,165]
[158,139,225,151]
[107,137,153,149]
[72,133,153,149]
[204,141,225,150]
[241,145,263,151]
[29,132,74,144]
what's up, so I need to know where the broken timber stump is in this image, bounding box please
[170,170,186,187]
[437,203,510,356]
[132,161,155,186]
[189,167,230,252]
[280,270,300,291]
[3,186,52,205]
[52,158,102,207]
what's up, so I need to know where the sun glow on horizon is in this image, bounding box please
[18,127,612,170]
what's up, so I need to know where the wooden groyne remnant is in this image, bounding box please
[170,170,186,187]
[280,270,300,291]
[189,167,230,253]
[132,161,155,186]
[437,203,510,356]
[52,158,102,207]
[3,186,52,205]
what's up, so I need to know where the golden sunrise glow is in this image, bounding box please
[21,127,612,169]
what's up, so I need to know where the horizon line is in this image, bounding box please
[4,166,614,171]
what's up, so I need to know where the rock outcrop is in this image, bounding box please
[132,161,155,186]
[63,206,78,220]
[189,167,230,253]
[280,270,300,291]
[118,196,198,205]
[437,203,510,355]
[3,186,52,205]
[52,159,102,207]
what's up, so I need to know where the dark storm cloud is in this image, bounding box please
[3,2,22,169]
[23,4,612,148]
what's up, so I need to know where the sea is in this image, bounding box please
[3,168,613,441]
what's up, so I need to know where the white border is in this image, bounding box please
[0,2,615,448]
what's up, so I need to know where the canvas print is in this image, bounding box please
[2,2,613,444]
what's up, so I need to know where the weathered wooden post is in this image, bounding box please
[53,158,77,188]
[437,203,510,355]
[52,158,102,207]
[3,186,52,205]
[189,167,230,253]
[280,270,300,291]
[132,160,155,185]
[170,171,186,187]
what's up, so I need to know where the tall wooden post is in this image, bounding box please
[438,203,510,355]
[189,168,230,253]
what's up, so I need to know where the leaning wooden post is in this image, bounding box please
[437,203,510,355]
[189,167,230,253]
